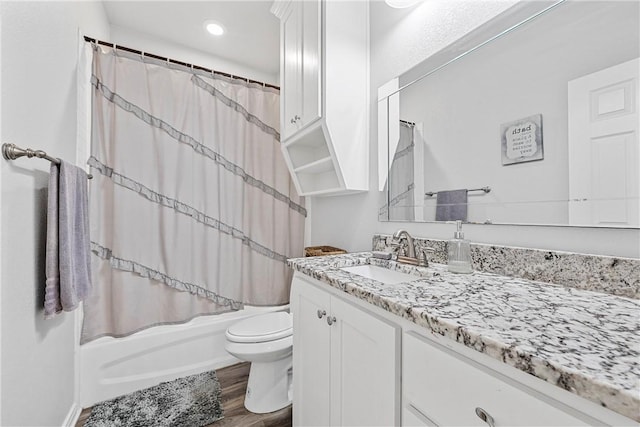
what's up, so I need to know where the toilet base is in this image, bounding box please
[244,357,292,414]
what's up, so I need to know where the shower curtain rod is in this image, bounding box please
[83,36,280,91]
[2,143,93,179]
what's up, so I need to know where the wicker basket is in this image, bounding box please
[304,246,347,257]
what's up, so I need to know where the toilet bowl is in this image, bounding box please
[225,311,293,414]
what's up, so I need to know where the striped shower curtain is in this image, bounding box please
[81,45,305,343]
[379,122,415,221]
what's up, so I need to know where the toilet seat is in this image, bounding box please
[226,311,292,343]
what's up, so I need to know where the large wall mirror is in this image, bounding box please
[378,0,639,228]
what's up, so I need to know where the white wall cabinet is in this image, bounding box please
[279,0,321,142]
[271,0,369,196]
[290,273,399,426]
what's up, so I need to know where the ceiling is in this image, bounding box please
[103,1,280,76]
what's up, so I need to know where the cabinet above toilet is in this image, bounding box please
[271,0,369,196]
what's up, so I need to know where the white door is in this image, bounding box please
[568,58,640,226]
[290,276,331,426]
[329,296,399,427]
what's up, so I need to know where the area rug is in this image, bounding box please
[83,370,224,427]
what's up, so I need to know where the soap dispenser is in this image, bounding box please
[448,220,473,274]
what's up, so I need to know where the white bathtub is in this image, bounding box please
[79,305,288,407]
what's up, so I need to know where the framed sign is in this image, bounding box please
[501,114,544,165]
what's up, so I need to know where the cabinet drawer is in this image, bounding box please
[403,404,438,427]
[403,332,591,426]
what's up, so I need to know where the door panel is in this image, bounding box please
[290,277,331,426]
[281,2,300,141]
[330,296,399,427]
[301,0,321,127]
[568,58,639,226]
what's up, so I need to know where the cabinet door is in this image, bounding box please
[300,0,321,128]
[329,296,399,426]
[290,277,331,426]
[403,332,591,426]
[281,1,300,141]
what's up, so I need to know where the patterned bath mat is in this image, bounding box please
[84,370,224,427]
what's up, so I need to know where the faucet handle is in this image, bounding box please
[417,247,436,267]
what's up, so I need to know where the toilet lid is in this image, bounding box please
[226,312,292,343]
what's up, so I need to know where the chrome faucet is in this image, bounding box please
[392,230,435,267]
[392,229,416,258]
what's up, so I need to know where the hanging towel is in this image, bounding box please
[435,189,468,222]
[44,161,92,319]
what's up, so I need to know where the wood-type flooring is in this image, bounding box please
[76,362,292,427]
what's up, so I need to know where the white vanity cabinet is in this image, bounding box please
[290,273,399,426]
[271,0,369,196]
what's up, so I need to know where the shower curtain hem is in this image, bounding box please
[80,308,239,345]
[80,303,291,345]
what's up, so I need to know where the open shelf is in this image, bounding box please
[300,186,346,197]
[297,168,341,195]
[293,156,334,174]
[281,121,346,195]
[285,124,331,169]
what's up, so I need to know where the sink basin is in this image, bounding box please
[341,264,417,284]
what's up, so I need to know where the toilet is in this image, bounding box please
[225,311,293,413]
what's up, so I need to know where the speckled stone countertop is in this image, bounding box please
[288,252,640,422]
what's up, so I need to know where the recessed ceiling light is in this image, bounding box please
[385,0,422,8]
[204,20,225,36]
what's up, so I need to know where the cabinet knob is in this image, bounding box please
[317,309,326,319]
[475,407,495,427]
[290,115,301,124]
[326,316,336,326]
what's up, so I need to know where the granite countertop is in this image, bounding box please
[287,252,640,422]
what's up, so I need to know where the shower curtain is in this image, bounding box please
[379,122,415,221]
[81,45,305,343]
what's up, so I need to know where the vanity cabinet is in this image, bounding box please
[402,332,597,427]
[271,0,369,196]
[290,273,399,426]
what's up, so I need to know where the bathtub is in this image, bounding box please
[79,305,288,407]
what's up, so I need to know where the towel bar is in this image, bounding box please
[2,143,93,179]
[425,186,491,197]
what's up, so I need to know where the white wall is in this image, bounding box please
[109,25,279,86]
[0,2,109,425]
[308,0,640,259]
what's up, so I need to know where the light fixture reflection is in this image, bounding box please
[204,21,225,36]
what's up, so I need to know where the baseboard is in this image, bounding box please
[62,402,82,427]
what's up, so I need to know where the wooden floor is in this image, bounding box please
[76,362,292,427]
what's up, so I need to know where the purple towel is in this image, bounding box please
[435,189,468,222]
[44,161,92,319]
